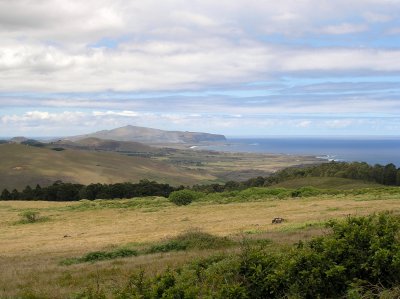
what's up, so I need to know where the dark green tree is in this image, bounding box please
[397,169,400,186]
[33,184,42,200]
[21,185,34,200]
[0,189,11,200]
[11,189,20,200]
[383,163,397,185]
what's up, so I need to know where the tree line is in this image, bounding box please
[0,180,181,201]
[1,161,399,201]
[192,161,400,193]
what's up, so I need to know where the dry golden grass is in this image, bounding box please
[0,195,399,297]
[1,196,399,256]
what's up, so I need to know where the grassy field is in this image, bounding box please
[152,149,321,182]
[0,190,399,298]
[0,143,321,190]
[273,176,381,189]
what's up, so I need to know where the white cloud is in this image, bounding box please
[0,0,399,138]
[324,119,355,128]
[1,111,85,124]
[297,120,312,128]
[93,110,138,117]
[0,0,399,93]
[319,23,368,35]
[0,110,399,136]
[1,40,400,93]
[281,48,400,72]
[363,12,393,23]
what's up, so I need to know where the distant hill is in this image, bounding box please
[0,144,215,190]
[66,125,227,144]
[9,136,29,143]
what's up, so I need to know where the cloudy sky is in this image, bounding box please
[1,0,400,137]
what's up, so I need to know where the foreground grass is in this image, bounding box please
[61,231,234,265]
[0,189,399,298]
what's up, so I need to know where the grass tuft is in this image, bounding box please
[16,210,50,224]
[146,230,235,254]
[61,248,138,265]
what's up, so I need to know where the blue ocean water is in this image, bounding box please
[206,137,400,167]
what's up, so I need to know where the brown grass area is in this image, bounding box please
[1,197,399,257]
[0,144,215,190]
[154,149,321,182]
[0,196,399,297]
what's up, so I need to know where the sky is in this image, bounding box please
[1,0,400,137]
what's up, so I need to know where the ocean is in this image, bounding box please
[206,137,400,167]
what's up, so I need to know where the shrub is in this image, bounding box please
[168,189,203,205]
[114,213,400,298]
[62,248,138,265]
[146,230,234,254]
[18,210,45,223]
[81,248,138,262]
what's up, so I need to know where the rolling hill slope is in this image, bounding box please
[0,144,214,190]
[51,137,158,153]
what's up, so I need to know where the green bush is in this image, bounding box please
[62,248,138,265]
[146,230,234,254]
[239,212,400,298]
[113,213,400,298]
[18,210,48,224]
[168,189,204,205]
[21,211,40,223]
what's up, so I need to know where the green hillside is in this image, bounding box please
[0,144,213,190]
[273,176,381,190]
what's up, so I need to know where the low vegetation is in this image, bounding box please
[168,189,204,205]
[1,192,399,298]
[192,161,400,194]
[62,248,139,265]
[2,161,398,203]
[98,213,400,299]
[146,231,234,254]
[17,210,49,224]
[0,180,181,201]
[61,231,235,266]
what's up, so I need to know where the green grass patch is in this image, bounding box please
[61,231,235,265]
[274,176,381,190]
[196,186,400,205]
[61,248,138,265]
[277,220,327,232]
[168,189,205,205]
[15,210,50,224]
[326,207,340,211]
[63,197,171,212]
[146,230,235,254]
